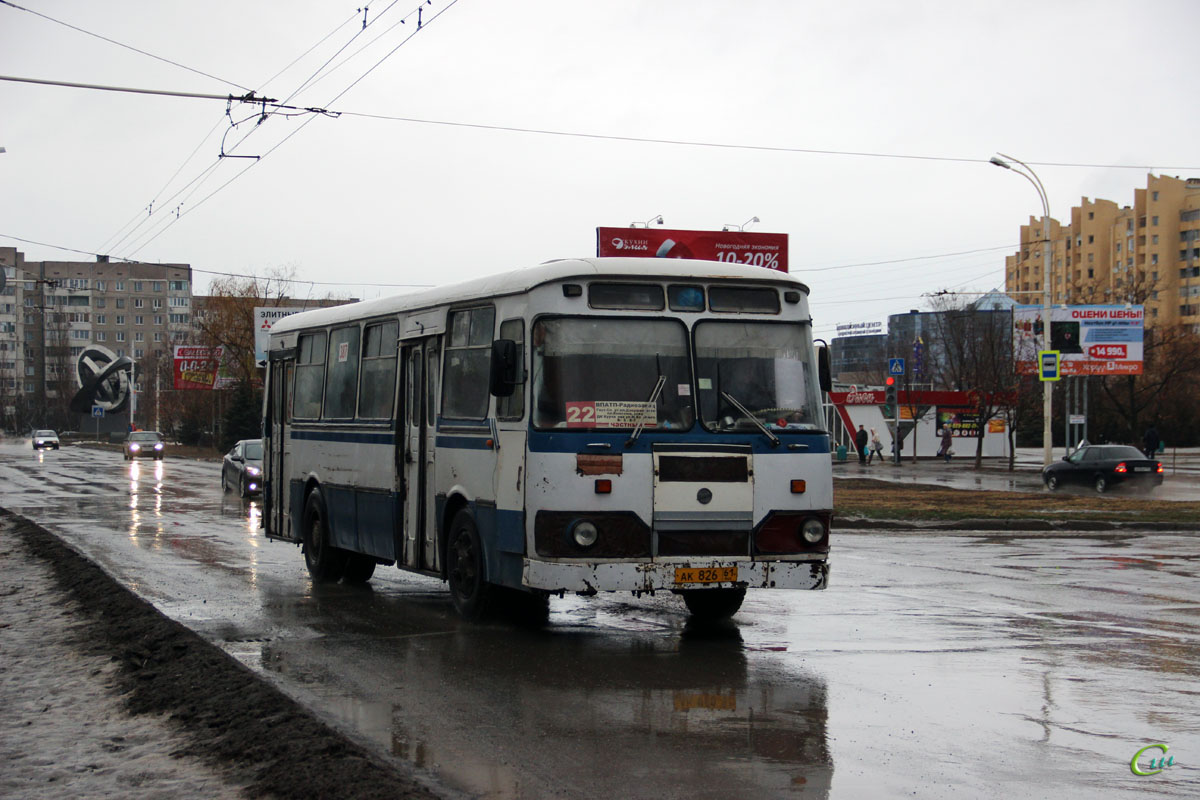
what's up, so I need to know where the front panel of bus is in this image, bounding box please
[518,278,831,595]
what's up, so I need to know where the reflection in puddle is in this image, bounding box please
[254,589,833,799]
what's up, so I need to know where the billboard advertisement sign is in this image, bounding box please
[255,306,306,366]
[1013,305,1144,375]
[173,345,231,390]
[595,227,788,272]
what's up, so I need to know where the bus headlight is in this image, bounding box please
[801,518,825,543]
[571,520,599,548]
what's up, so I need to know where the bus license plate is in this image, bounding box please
[675,566,738,585]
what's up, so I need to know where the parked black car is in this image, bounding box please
[123,431,165,460]
[1042,443,1163,494]
[222,438,263,497]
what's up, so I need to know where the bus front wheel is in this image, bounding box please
[446,509,493,620]
[681,588,746,621]
[303,488,347,583]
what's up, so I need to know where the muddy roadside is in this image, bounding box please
[0,510,448,800]
[834,477,1200,530]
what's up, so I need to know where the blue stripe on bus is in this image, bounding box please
[435,435,494,450]
[527,429,831,455]
[289,429,395,445]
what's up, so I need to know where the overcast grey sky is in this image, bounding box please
[2,0,1197,339]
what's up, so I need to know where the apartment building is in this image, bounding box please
[0,246,192,431]
[1004,174,1200,331]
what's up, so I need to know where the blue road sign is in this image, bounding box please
[888,358,905,376]
[91,405,105,418]
[1038,350,1061,382]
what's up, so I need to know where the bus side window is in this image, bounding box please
[442,307,494,419]
[324,326,361,419]
[293,332,327,419]
[359,321,398,419]
[496,319,525,420]
[426,338,440,426]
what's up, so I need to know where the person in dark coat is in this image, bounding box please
[938,427,953,462]
[855,425,869,464]
[1143,424,1160,458]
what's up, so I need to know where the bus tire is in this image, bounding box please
[681,587,746,621]
[302,488,347,583]
[446,509,492,620]
[342,554,377,584]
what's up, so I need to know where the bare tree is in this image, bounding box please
[927,295,1017,469]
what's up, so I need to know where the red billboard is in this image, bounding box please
[596,227,788,272]
[173,345,225,390]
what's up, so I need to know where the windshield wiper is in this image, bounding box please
[720,390,780,448]
[625,374,667,448]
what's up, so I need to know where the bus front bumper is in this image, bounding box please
[522,558,828,594]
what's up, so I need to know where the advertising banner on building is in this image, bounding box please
[1013,305,1144,375]
[938,408,981,438]
[173,345,232,390]
[255,306,306,366]
[595,227,788,272]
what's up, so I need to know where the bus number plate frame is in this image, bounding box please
[674,566,738,585]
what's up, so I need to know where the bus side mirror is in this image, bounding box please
[490,339,519,397]
[817,344,832,393]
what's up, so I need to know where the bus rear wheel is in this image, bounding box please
[681,588,746,621]
[446,509,492,620]
[303,488,347,583]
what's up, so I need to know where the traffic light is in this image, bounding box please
[885,376,897,407]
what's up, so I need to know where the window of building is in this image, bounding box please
[358,320,398,419]
[95,314,105,325]
[1088,211,1094,220]
[115,315,125,325]
[1152,191,1159,201]
[442,306,495,419]
[134,332,144,342]
[1088,253,1094,263]
[169,297,189,307]
[496,319,525,420]
[1152,254,1159,265]
[115,331,126,342]
[292,332,327,419]
[153,332,162,342]
[1152,216,1159,226]
[133,281,143,291]
[116,298,125,309]
[1088,235,1094,244]
[168,280,188,291]
[134,298,144,309]
[151,282,163,292]
[134,315,144,325]
[96,331,106,342]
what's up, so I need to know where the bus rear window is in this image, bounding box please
[588,283,665,310]
[709,287,780,314]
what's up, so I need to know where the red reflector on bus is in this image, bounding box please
[790,480,806,494]
[595,479,612,494]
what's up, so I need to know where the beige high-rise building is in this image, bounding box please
[1004,174,1200,331]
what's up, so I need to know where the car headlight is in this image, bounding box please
[571,520,599,548]
[801,517,825,543]
[129,443,140,451]
[154,443,163,450]
[246,466,261,476]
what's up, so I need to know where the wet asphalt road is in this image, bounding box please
[1,440,1197,798]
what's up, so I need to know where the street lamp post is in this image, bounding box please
[991,153,1053,468]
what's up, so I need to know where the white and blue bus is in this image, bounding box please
[262,257,833,620]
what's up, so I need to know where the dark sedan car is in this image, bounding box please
[123,431,165,460]
[1042,443,1163,494]
[222,438,263,497]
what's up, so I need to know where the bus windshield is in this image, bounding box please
[532,317,693,430]
[695,321,823,432]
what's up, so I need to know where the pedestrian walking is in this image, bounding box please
[1142,424,1160,459]
[869,428,884,464]
[855,425,869,465]
[937,427,953,462]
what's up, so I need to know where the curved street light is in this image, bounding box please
[630,215,664,228]
[720,215,758,231]
[991,152,1053,468]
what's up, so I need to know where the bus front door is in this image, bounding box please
[266,355,296,541]
[401,339,441,572]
